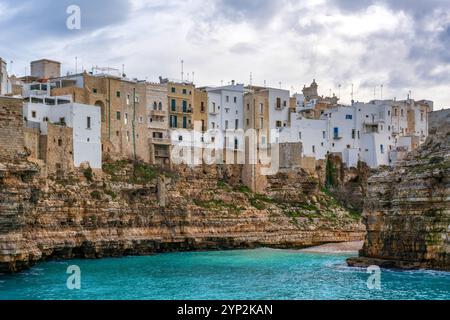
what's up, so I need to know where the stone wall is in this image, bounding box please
[40,124,74,175]
[0,97,25,161]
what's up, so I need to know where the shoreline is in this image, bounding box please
[298,241,364,254]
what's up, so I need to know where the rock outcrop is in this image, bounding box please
[348,119,450,271]
[0,161,364,274]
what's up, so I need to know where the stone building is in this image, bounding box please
[147,82,171,166]
[193,88,208,132]
[22,85,102,171]
[30,59,61,79]
[165,80,195,130]
[0,96,25,161]
[50,72,149,162]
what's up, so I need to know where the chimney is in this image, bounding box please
[231,80,235,86]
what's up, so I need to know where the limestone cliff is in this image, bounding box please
[348,122,450,271]
[0,161,364,273]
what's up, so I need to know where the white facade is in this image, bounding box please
[0,58,10,95]
[288,116,328,159]
[23,89,102,169]
[285,99,430,168]
[267,88,290,143]
[206,83,245,149]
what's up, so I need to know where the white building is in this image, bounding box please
[23,84,102,169]
[206,82,245,149]
[267,87,290,143]
[286,99,431,168]
[0,58,11,95]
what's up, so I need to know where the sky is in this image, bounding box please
[0,0,449,108]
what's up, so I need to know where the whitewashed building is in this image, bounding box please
[286,99,431,168]
[205,82,245,150]
[22,83,102,169]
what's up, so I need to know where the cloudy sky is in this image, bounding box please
[0,0,449,108]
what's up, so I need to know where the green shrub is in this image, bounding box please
[90,190,102,200]
[83,167,94,182]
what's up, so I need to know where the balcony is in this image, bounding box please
[149,137,171,145]
[150,109,166,117]
[148,121,167,130]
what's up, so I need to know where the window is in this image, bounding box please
[276,98,281,109]
[421,112,424,121]
[260,103,264,114]
[116,91,121,98]
[235,119,239,130]
[388,110,391,116]
[58,139,62,147]
[299,132,302,140]
[225,120,229,130]
[153,102,157,110]
[93,88,97,94]
[158,102,162,110]
[247,104,250,111]
[260,118,264,129]
[171,87,176,93]
[116,111,121,120]
[182,89,187,95]
[139,116,143,124]
[346,115,353,120]
[31,111,37,118]
[394,109,398,116]
[211,122,215,129]
[201,102,205,112]
[333,127,339,139]
[262,137,266,145]
[126,94,130,105]
[183,116,187,129]
[234,139,239,150]
[357,131,360,139]
[87,117,91,129]
[125,113,128,125]
[283,100,287,107]
[60,117,66,125]
[401,109,404,117]
[171,99,176,112]
[380,144,385,154]
[323,131,326,139]
[234,97,237,103]
[276,121,282,128]
[352,129,356,139]
[246,119,250,126]
[126,131,130,142]
[182,100,187,112]
[178,136,183,141]
[312,145,316,153]
[226,96,229,103]
[43,117,48,122]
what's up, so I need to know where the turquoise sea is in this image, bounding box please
[0,249,449,300]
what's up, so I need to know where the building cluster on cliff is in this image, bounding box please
[0,58,433,177]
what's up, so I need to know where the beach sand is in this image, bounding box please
[299,241,364,254]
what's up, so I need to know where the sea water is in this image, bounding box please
[0,248,449,300]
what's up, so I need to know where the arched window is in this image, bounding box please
[153,102,157,110]
[158,102,163,110]
[95,101,106,122]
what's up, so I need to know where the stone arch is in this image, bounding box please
[95,100,106,122]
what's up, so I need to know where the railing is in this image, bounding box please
[149,137,171,145]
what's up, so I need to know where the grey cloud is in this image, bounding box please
[215,0,284,24]
[0,0,131,40]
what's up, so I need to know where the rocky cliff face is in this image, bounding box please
[0,161,364,273]
[348,123,450,271]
